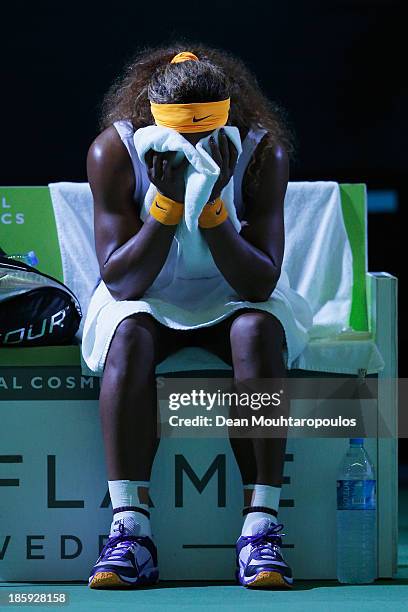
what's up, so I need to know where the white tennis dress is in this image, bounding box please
[81,120,313,374]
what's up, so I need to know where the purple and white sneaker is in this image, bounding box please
[236,519,293,588]
[88,516,159,589]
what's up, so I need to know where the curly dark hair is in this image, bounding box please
[99,40,296,194]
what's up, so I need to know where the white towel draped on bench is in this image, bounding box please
[49,180,354,375]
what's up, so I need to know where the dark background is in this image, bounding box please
[1,0,406,452]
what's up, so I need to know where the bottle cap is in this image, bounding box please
[27,250,39,266]
[350,438,364,445]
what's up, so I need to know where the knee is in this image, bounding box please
[105,314,158,373]
[230,312,284,355]
[230,312,286,382]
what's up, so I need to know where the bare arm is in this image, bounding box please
[202,135,288,302]
[87,127,181,301]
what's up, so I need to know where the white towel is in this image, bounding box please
[49,181,100,339]
[133,125,242,279]
[49,181,352,337]
[49,180,353,369]
[281,181,353,338]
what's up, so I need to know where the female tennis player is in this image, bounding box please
[83,42,303,590]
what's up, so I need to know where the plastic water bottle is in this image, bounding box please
[336,438,377,583]
[3,250,38,267]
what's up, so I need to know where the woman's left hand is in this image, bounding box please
[208,128,239,201]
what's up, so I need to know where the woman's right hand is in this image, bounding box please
[145,150,190,203]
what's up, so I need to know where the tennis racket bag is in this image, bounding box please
[0,251,82,347]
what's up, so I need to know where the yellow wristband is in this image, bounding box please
[149,192,184,226]
[198,197,228,229]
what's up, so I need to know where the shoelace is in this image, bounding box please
[240,523,286,560]
[99,525,144,561]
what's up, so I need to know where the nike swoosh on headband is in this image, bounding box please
[192,115,212,123]
[155,201,167,211]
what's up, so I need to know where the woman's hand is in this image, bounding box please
[145,150,190,203]
[208,127,239,201]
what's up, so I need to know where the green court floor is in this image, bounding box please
[2,488,408,612]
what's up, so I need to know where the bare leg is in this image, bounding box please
[99,313,185,481]
[229,311,288,487]
[200,310,288,488]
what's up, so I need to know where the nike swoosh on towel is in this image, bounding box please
[192,115,212,122]
[155,201,166,211]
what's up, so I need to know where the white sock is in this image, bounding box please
[108,480,152,537]
[241,484,281,536]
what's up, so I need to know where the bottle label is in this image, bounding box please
[337,479,376,510]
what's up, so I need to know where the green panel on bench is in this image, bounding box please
[339,184,368,332]
[0,345,81,367]
[0,183,368,367]
[0,187,63,282]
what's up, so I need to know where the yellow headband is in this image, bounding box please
[150,98,230,133]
